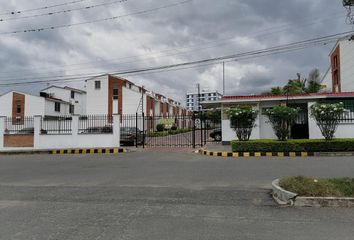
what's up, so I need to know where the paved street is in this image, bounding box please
[0,152,354,240]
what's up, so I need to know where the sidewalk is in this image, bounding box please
[202,143,232,152]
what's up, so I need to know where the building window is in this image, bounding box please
[16,101,21,114]
[71,91,75,99]
[113,88,119,100]
[69,105,74,114]
[95,81,101,90]
[55,102,61,112]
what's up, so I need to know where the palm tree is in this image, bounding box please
[306,68,324,93]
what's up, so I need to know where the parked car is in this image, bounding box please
[80,126,113,134]
[120,127,144,146]
[210,128,222,141]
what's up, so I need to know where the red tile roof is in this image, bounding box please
[222,92,354,100]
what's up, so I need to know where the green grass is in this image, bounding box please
[231,139,354,152]
[279,176,354,197]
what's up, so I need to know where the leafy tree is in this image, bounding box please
[306,69,325,93]
[227,106,258,141]
[310,102,345,140]
[265,106,299,141]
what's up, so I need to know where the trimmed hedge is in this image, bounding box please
[231,139,354,152]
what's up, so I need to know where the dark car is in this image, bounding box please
[210,128,222,141]
[120,127,144,146]
[80,126,113,134]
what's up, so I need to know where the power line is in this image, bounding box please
[0,31,352,87]
[0,10,344,78]
[0,0,192,35]
[0,0,98,16]
[0,0,128,22]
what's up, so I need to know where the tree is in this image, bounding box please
[227,106,258,141]
[262,69,325,96]
[265,106,299,141]
[306,69,324,93]
[310,102,345,140]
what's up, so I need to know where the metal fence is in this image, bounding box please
[120,112,221,148]
[78,115,112,134]
[4,117,34,135]
[41,116,72,134]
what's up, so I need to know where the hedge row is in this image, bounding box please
[148,129,192,137]
[230,139,354,152]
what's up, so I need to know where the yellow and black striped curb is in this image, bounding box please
[51,148,128,155]
[199,150,314,157]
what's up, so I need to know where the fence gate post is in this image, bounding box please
[142,112,145,149]
[135,113,138,148]
[0,116,5,149]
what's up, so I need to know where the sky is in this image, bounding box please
[0,0,352,104]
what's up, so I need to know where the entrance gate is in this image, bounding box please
[120,112,221,148]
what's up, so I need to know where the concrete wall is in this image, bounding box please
[25,94,45,116]
[340,40,354,92]
[33,115,120,150]
[85,76,109,115]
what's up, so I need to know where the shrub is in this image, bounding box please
[265,106,299,141]
[170,124,178,131]
[227,106,258,141]
[310,102,345,140]
[156,123,165,132]
[230,139,354,152]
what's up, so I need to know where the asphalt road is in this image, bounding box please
[0,152,354,240]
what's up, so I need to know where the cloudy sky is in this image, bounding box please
[0,0,352,103]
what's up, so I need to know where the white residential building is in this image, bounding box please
[0,91,71,118]
[322,38,354,93]
[186,90,222,111]
[40,86,87,115]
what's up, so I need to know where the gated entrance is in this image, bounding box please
[120,111,221,148]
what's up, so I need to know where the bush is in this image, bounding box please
[310,102,345,140]
[230,139,354,152]
[156,123,165,132]
[170,124,178,131]
[265,106,299,141]
[227,106,258,141]
[279,176,354,197]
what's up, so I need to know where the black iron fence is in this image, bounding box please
[78,115,112,134]
[120,111,221,148]
[41,116,72,134]
[4,117,34,135]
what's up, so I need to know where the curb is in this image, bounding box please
[0,148,128,155]
[272,179,354,208]
[199,149,314,158]
[51,148,128,154]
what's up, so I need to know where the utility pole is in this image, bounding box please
[141,86,144,116]
[222,62,225,96]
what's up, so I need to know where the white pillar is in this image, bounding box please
[33,115,42,149]
[113,114,120,147]
[72,115,79,137]
[0,116,5,149]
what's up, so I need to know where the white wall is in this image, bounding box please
[85,76,109,115]
[44,100,70,116]
[0,92,13,116]
[122,87,146,115]
[25,94,45,116]
[33,115,120,149]
[340,40,354,92]
[259,103,278,139]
